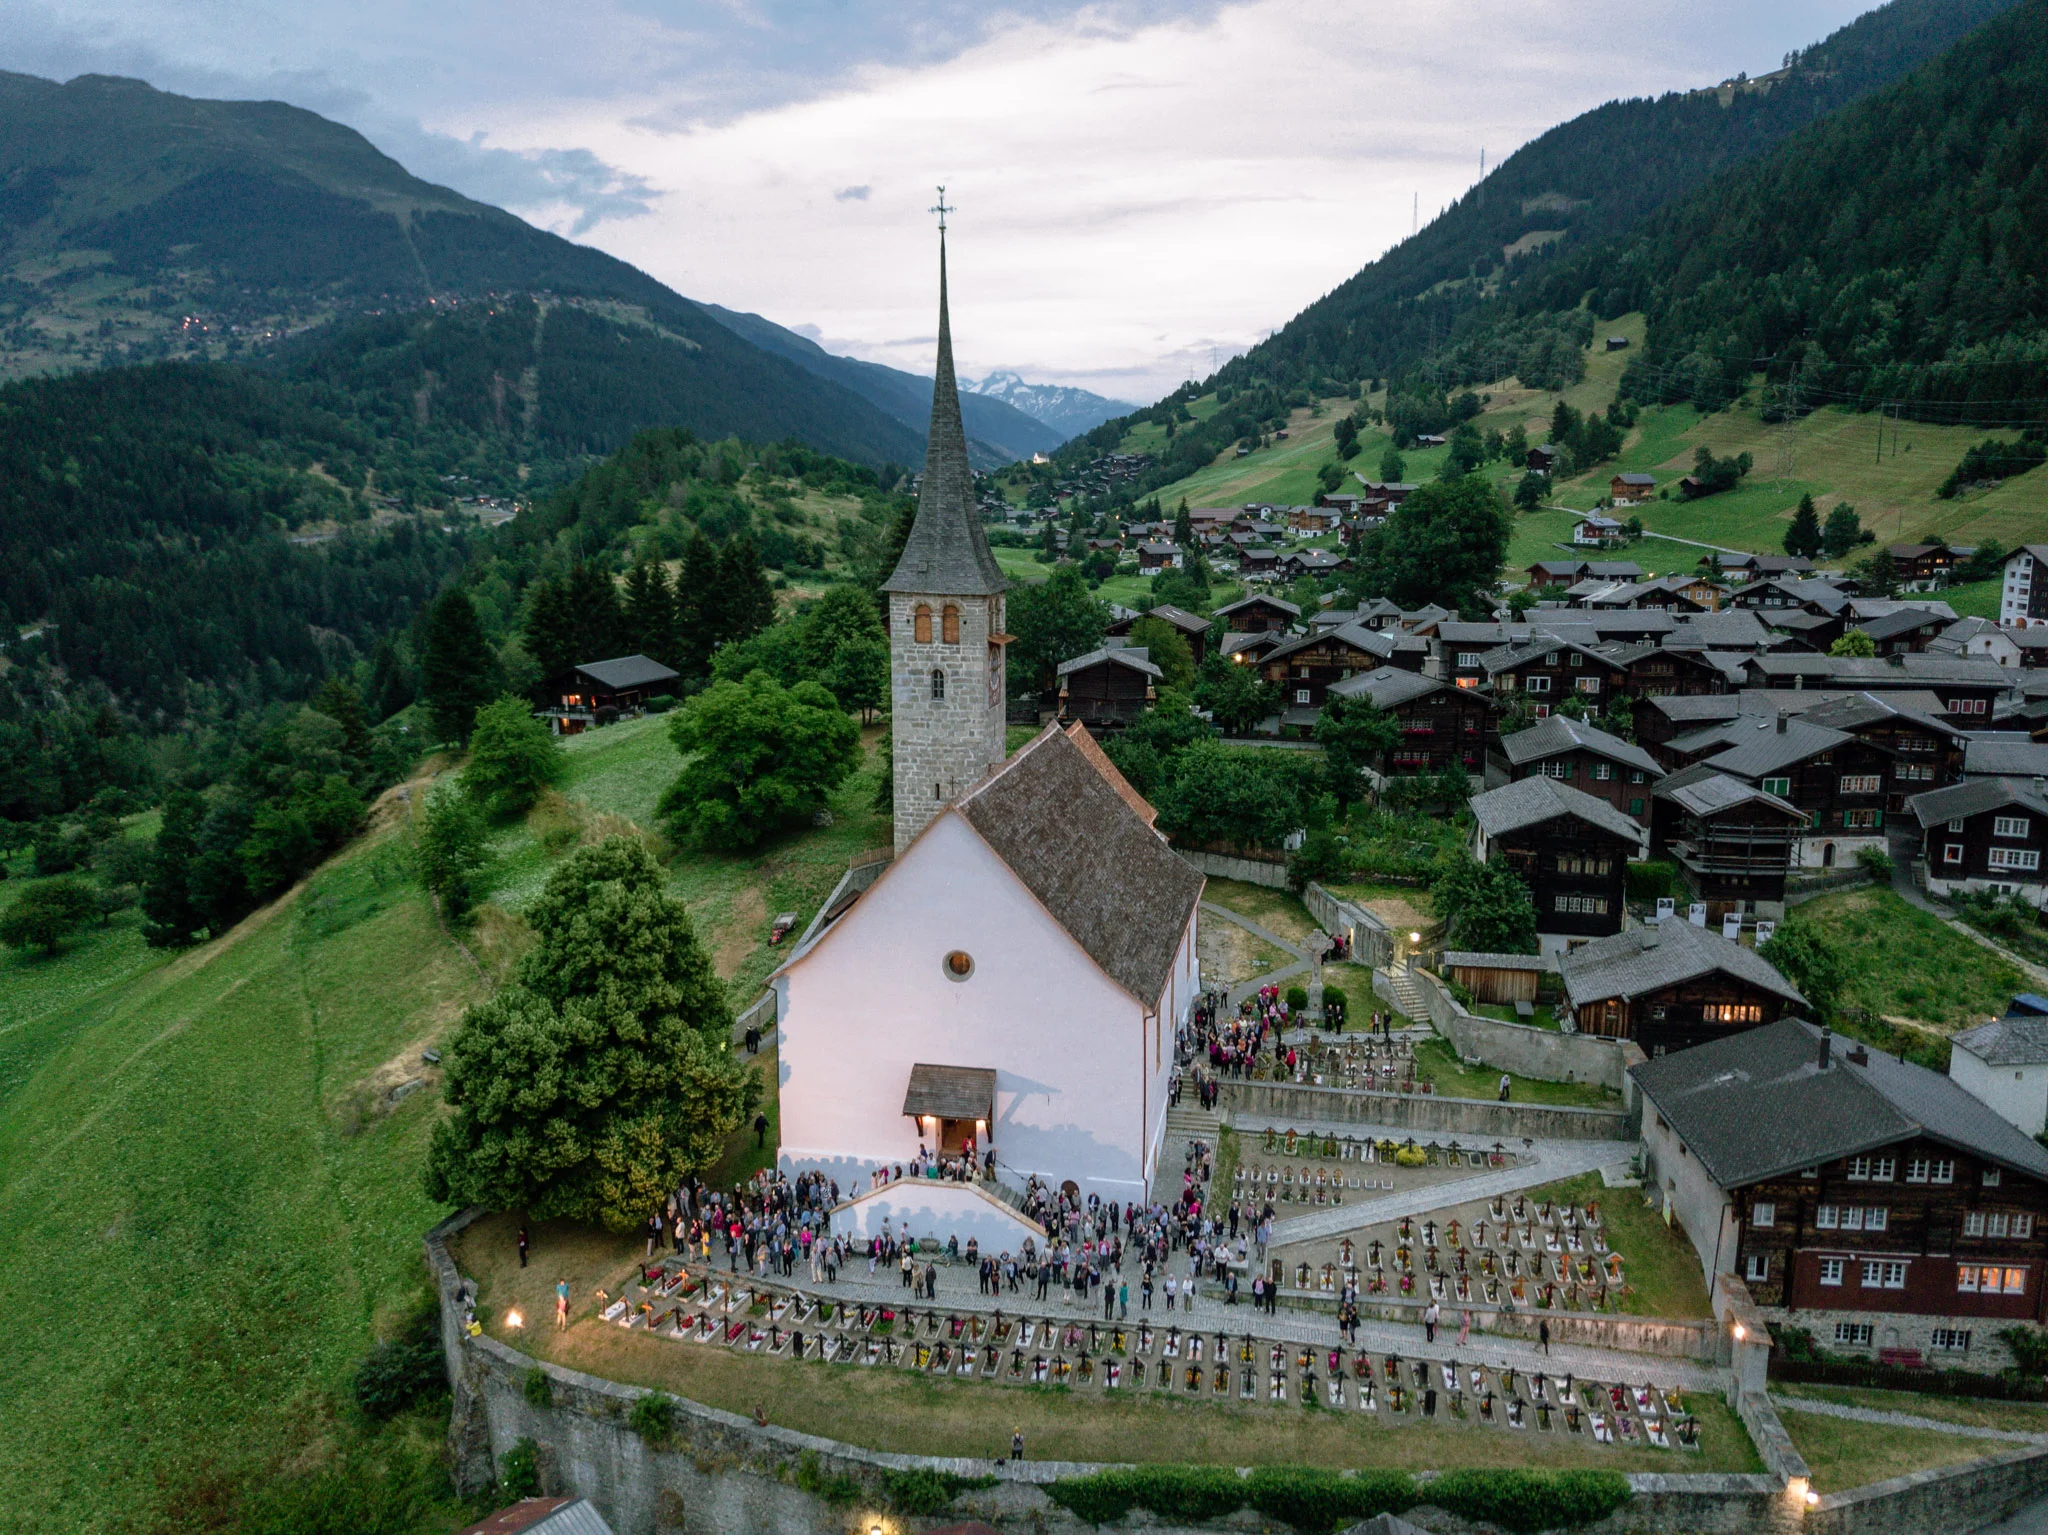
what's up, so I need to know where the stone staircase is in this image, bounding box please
[1381,965,1427,1023]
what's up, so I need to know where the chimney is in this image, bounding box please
[1818,1028,1832,1070]
[1848,1045,1870,1067]
[1776,710,1789,734]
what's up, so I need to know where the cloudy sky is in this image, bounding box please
[8,0,1874,403]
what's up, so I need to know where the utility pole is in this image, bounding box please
[1479,149,1486,209]
[1413,192,1419,237]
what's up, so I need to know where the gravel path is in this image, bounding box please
[1770,1391,2046,1443]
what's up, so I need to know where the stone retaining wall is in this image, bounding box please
[426,1214,2022,1535]
[1219,1078,1635,1142]
[1377,966,1632,1094]
[1258,1287,1718,1361]
[1178,849,1291,889]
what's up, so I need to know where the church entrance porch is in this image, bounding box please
[903,1063,995,1161]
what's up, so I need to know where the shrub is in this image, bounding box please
[792,1450,865,1506]
[1043,1467,1246,1526]
[1624,860,1679,904]
[629,1391,675,1444]
[881,1469,995,1516]
[1244,1468,1415,1533]
[1322,985,1348,1012]
[499,1437,542,1500]
[523,1366,553,1408]
[350,1309,446,1421]
[1424,1469,1631,1533]
[1856,845,1894,878]
[1286,985,1310,1012]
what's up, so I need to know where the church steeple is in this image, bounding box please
[884,192,1009,854]
[882,195,1007,597]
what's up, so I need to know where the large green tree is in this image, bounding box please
[1127,615,1196,693]
[426,838,757,1228]
[421,588,502,743]
[1784,494,1824,559]
[1316,691,1400,808]
[1759,925,1839,1022]
[141,788,206,947]
[1008,565,1110,692]
[415,784,490,919]
[1359,476,1510,614]
[660,672,861,850]
[462,696,564,818]
[0,877,99,953]
[1430,852,1538,955]
[1192,654,1282,738]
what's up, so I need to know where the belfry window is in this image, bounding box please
[942,604,961,644]
[930,669,946,700]
[913,604,933,644]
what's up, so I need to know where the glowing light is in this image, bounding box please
[1805,1489,1819,1508]
[1732,1322,1746,1341]
[1409,932,1422,944]
[506,1310,525,1329]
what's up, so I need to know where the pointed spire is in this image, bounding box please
[882,206,1007,596]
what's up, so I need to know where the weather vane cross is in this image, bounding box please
[930,186,953,233]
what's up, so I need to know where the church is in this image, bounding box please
[771,217,1205,1249]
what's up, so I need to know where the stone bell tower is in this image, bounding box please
[883,193,1009,854]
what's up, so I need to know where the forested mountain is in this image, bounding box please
[1065,0,2026,483]
[0,71,929,469]
[699,302,1060,466]
[1525,0,2048,421]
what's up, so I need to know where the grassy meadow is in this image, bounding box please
[1785,887,2023,1033]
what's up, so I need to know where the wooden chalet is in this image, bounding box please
[543,654,681,735]
[1526,444,1560,473]
[1260,624,1413,729]
[1561,919,1804,1056]
[1471,776,1645,949]
[1574,514,1628,545]
[1889,542,1975,588]
[1105,602,1211,667]
[1661,710,1895,867]
[1737,654,2013,723]
[1801,692,1965,809]
[1055,645,1161,731]
[1911,778,2048,909]
[1610,473,1657,505]
[1325,668,1496,774]
[1636,1019,2048,1366]
[1213,593,1300,635]
[1499,713,1665,827]
[1650,767,1805,921]
[1135,541,1182,571]
[1478,636,1633,717]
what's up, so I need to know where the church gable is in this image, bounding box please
[956,726,1203,1007]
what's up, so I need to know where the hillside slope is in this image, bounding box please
[1066,0,2025,485]
[700,302,1058,466]
[0,71,927,468]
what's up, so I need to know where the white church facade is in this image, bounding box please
[770,219,1204,1248]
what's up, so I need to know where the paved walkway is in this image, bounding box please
[1201,899,1318,1007]
[1770,1392,2046,1444]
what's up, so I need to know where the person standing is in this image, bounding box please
[1458,1309,1471,1348]
[1011,1429,1025,1462]
[555,1278,570,1330]
[517,1226,530,1269]
[1538,1318,1551,1356]
[1497,1074,1512,1103]
[1424,1301,1439,1344]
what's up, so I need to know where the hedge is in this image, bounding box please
[1043,1466,1629,1533]
[1772,1357,2048,1402]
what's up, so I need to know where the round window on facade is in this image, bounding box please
[943,950,974,981]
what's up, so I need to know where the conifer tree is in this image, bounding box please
[622,559,678,666]
[717,534,777,642]
[420,589,501,744]
[1785,493,1824,559]
[673,530,722,677]
[141,789,206,947]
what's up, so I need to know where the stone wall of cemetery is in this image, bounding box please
[1379,965,1634,1092]
[431,1212,2043,1535]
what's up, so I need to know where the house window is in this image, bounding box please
[1702,1003,1764,1024]
[1930,1328,1972,1352]
[942,950,974,980]
[1629,798,1645,816]
[1458,652,1481,667]
[1295,689,1312,705]
[1841,1207,1865,1231]
[1569,652,1583,667]
[1840,774,1881,794]
[1577,677,1601,694]
[1849,1156,1896,1182]
[1950,819,1967,833]
[2018,1214,2035,1238]
[1897,763,1933,781]
[1819,1257,1845,1286]
[1843,809,1880,830]
[1989,848,2041,872]
[1933,1159,1956,1184]
[1553,895,1610,915]
[1762,777,1791,797]
[1945,844,1965,864]
[1996,816,2032,840]
[1555,853,1611,876]
[1816,1205,1839,1229]
[1595,762,1614,781]
[1526,675,1552,694]
[930,669,946,700]
[1907,1157,1954,1184]
[1861,1260,1907,1289]
[1985,1168,2003,1187]
[1752,1202,1776,1228]
[1745,1253,1770,1283]
[1966,1211,1985,1236]
[942,603,961,645]
[1954,698,1988,715]
[1866,1207,1889,1232]
[913,604,933,644]
[1962,1266,2028,1294]
[1834,1322,1874,1346]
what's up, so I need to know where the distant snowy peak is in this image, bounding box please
[965,371,1133,443]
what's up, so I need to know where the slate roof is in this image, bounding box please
[1500,714,1664,778]
[1470,775,1646,847]
[1214,593,1301,620]
[956,724,1204,1006]
[1060,719,1157,827]
[1442,951,1553,971]
[1964,738,2048,779]
[1664,611,1775,649]
[1955,1016,2048,1067]
[882,241,1008,597]
[1326,666,1450,711]
[1638,1018,2048,1189]
[901,1063,997,1121]
[458,1499,616,1535]
[1854,607,1952,642]
[1218,631,1282,660]
[1651,769,1803,822]
[1802,691,1965,740]
[1561,919,1805,1011]
[1745,654,2013,688]
[1908,777,2048,827]
[1057,645,1161,680]
[1264,621,1395,666]
[1698,715,1856,778]
[1131,603,1210,634]
[572,654,682,691]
